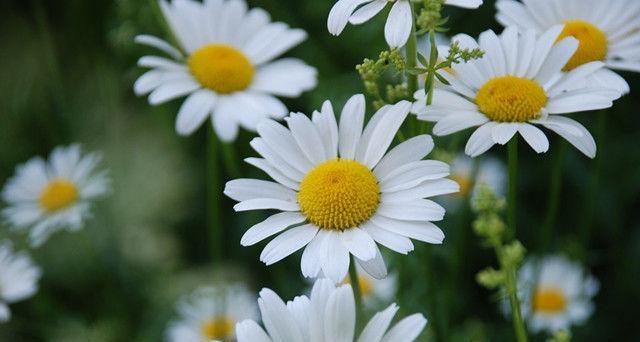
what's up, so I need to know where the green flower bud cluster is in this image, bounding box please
[547,330,572,342]
[356,49,407,109]
[416,0,446,33]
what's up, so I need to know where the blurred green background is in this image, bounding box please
[0,0,639,341]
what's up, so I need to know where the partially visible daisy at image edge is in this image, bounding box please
[225,94,459,283]
[1,144,110,247]
[496,0,640,94]
[135,0,317,141]
[236,278,427,342]
[504,255,599,334]
[412,26,622,158]
[166,284,257,342]
[328,0,482,48]
[0,241,42,322]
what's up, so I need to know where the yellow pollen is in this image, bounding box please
[201,317,234,340]
[298,159,380,230]
[532,288,567,314]
[39,179,78,212]
[188,44,254,94]
[450,174,472,197]
[557,20,608,71]
[476,76,547,122]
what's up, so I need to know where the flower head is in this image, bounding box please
[135,0,317,140]
[509,255,599,334]
[166,284,258,342]
[412,26,622,158]
[496,0,640,94]
[2,145,109,247]
[225,95,458,282]
[0,241,41,322]
[328,0,482,48]
[236,278,427,342]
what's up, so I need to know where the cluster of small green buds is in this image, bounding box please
[416,0,447,33]
[356,49,407,109]
[547,330,572,342]
[476,267,505,289]
[441,41,485,68]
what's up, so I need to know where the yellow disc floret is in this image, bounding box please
[201,317,234,340]
[557,20,608,71]
[188,44,254,94]
[476,76,547,122]
[532,288,567,314]
[39,179,78,212]
[298,159,380,230]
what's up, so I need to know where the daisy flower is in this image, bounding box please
[0,241,41,322]
[412,26,622,159]
[224,95,459,283]
[1,145,109,247]
[507,255,599,334]
[135,0,317,140]
[235,278,427,342]
[496,0,640,94]
[167,284,257,342]
[449,154,506,200]
[327,0,483,48]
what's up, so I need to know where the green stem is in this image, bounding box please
[541,141,567,250]
[581,110,607,250]
[349,257,364,324]
[405,4,419,96]
[505,269,528,342]
[207,130,223,263]
[507,137,519,239]
[426,30,439,106]
[221,142,241,179]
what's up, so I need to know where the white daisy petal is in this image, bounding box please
[251,58,318,97]
[465,123,498,157]
[175,89,216,136]
[371,216,445,244]
[241,212,306,246]
[338,94,366,159]
[384,0,412,48]
[357,304,399,342]
[340,228,377,261]
[321,231,351,283]
[260,224,318,265]
[491,123,519,145]
[518,123,549,154]
[234,198,300,212]
[224,179,297,202]
[536,116,596,158]
[349,0,388,25]
[374,135,434,180]
[148,79,200,105]
[236,320,272,342]
[355,101,411,168]
[324,285,356,342]
[134,34,184,60]
[380,313,428,342]
[355,244,388,279]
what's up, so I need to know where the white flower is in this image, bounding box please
[496,0,640,94]
[0,241,41,322]
[1,145,109,247]
[328,0,482,48]
[225,95,458,283]
[412,26,622,159]
[449,154,506,200]
[508,255,599,334]
[235,278,427,342]
[166,284,258,342]
[135,0,317,141]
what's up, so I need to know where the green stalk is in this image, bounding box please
[507,137,519,238]
[405,2,419,137]
[207,130,223,263]
[348,257,364,324]
[581,110,607,250]
[426,30,439,106]
[505,269,528,342]
[541,141,567,250]
[221,142,241,179]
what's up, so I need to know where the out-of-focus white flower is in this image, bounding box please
[225,95,458,283]
[236,278,427,342]
[1,144,109,247]
[449,155,506,201]
[135,0,317,141]
[0,241,41,322]
[166,284,257,342]
[328,0,482,48]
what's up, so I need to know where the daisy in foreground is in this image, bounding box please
[236,278,427,342]
[225,95,459,282]
[328,0,482,48]
[412,26,622,158]
[166,284,257,342]
[1,145,109,247]
[135,0,317,141]
[507,255,599,334]
[496,0,640,94]
[0,241,41,322]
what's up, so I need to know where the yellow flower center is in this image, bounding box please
[532,288,567,314]
[476,76,548,122]
[450,174,472,197]
[188,44,254,94]
[201,317,234,340]
[39,179,78,212]
[298,159,380,230]
[557,20,608,71]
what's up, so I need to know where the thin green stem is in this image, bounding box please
[426,30,439,106]
[507,137,519,239]
[349,257,364,323]
[221,142,241,179]
[505,269,528,342]
[581,110,607,250]
[405,4,419,96]
[207,130,223,263]
[541,141,567,250]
